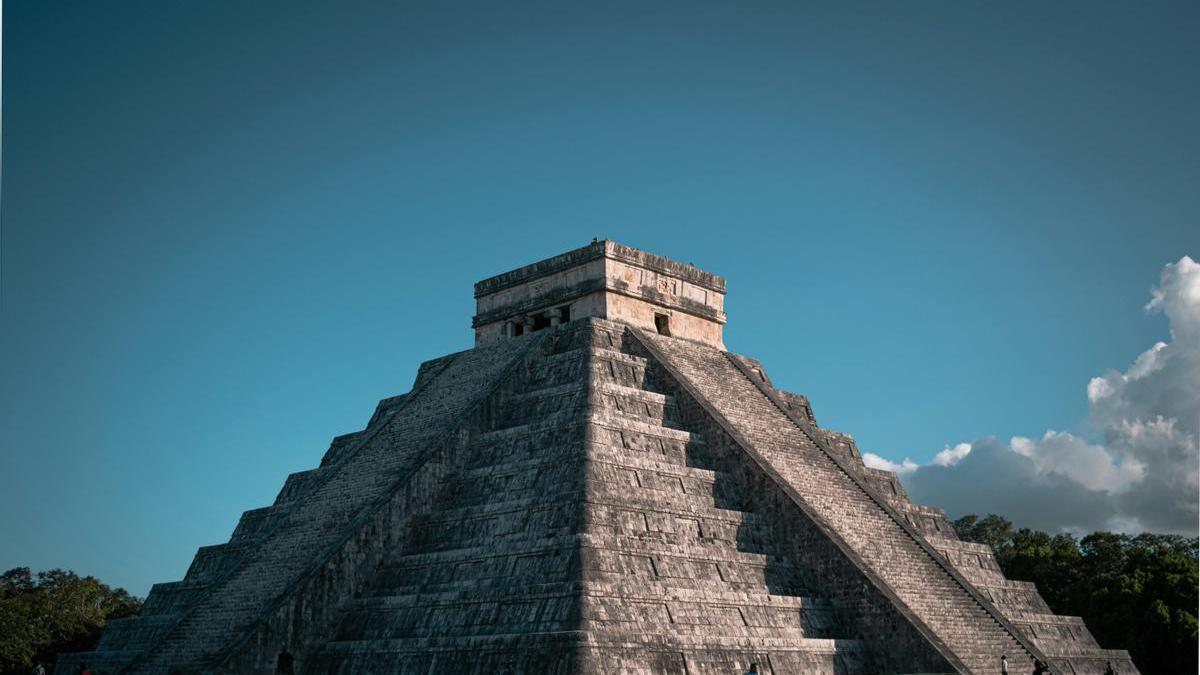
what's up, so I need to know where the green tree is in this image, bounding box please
[0,568,141,675]
[952,513,1015,560]
[1004,528,1081,610]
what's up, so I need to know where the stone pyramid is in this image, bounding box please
[60,241,1138,674]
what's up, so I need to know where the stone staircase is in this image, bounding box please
[634,329,1044,675]
[767,350,1138,674]
[574,324,869,674]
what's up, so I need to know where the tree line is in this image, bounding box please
[953,514,1198,675]
[0,568,140,675]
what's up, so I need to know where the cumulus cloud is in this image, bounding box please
[863,452,918,474]
[903,437,1122,532]
[864,443,969,475]
[1009,430,1142,492]
[932,442,972,467]
[886,257,1199,534]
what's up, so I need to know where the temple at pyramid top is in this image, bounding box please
[473,239,727,349]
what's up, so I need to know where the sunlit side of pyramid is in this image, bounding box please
[59,241,1138,674]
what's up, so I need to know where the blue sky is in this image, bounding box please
[3,1,1196,596]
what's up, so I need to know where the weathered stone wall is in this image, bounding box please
[603,290,724,350]
[473,240,727,349]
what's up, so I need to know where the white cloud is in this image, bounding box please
[863,451,919,475]
[902,437,1118,533]
[932,442,972,467]
[872,257,1200,534]
[1009,430,1142,492]
[1146,256,1200,336]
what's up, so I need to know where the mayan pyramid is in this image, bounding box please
[59,241,1138,674]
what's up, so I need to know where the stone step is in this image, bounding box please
[336,602,578,641]
[317,632,866,654]
[138,581,208,617]
[182,543,239,584]
[272,466,333,506]
[500,382,591,424]
[319,430,367,467]
[586,458,746,510]
[893,502,958,537]
[371,570,812,603]
[590,348,654,390]
[971,581,1054,614]
[590,347,649,368]
[579,618,838,641]
[51,651,143,675]
[1045,651,1139,674]
[228,504,289,545]
[377,521,790,574]
[94,615,178,652]
[444,446,722,491]
[589,393,687,430]
[468,408,587,446]
[581,632,868,653]
[586,446,718,479]
[352,578,832,613]
[579,533,790,566]
[402,504,771,557]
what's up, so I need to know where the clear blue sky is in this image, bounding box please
[2,1,1196,596]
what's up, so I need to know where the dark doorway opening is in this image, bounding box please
[276,652,295,674]
[654,313,671,336]
[531,312,551,331]
[559,305,571,324]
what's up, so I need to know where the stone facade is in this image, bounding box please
[473,240,727,349]
[59,243,1138,674]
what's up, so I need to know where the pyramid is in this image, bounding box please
[59,241,1138,674]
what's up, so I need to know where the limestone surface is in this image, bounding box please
[58,243,1138,675]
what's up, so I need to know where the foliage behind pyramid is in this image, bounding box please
[59,241,1138,674]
